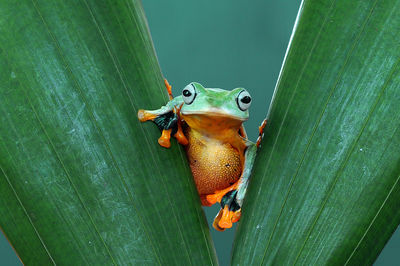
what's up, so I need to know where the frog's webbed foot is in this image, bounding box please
[138,109,177,148]
[212,190,241,231]
[138,108,188,148]
[203,181,241,231]
[137,79,188,148]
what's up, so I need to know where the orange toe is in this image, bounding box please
[212,209,226,231]
[138,109,157,122]
[259,119,267,134]
[257,119,268,147]
[206,183,239,205]
[212,207,241,231]
[232,210,241,223]
[218,206,233,229]
[174,125,188,145]
[158,129,171,148]
[164,79,173,100]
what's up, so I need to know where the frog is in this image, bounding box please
[138,80,266,231]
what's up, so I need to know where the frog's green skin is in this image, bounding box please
[138,82,263,231]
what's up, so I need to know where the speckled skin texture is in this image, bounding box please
[185,127,242,195]
[180,113,247,197]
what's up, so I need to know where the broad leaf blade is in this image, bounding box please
[233,0,400,264]
[0,0,217,265]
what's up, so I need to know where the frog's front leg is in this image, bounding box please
[138,96,188,148]
[212,143,257,231]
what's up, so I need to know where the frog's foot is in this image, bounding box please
[213,207,241,231]
[205,181,239,205]
[138,109,178,148]
[256,118,268,148]
[212,190,241,231]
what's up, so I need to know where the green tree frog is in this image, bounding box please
[138,80,266,231]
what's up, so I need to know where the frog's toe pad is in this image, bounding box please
[174,126,189,145]
[137,109,157,122]
[158,129,171,148]
[218,206,233,229]
[212,210,226,231]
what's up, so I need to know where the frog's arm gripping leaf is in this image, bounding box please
[138,80,188,148]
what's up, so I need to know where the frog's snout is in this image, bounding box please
[205,96,223,106]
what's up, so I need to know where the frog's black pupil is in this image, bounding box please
[241,96,251,104]
[183,89,192,97]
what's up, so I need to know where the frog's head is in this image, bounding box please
[180,82,251,121]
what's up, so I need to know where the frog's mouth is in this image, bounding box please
[180,112,247,133]
[181,108,247,122]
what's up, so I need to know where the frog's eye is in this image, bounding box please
[182,83,197,105]
[237,90,252,111]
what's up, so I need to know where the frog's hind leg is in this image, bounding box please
[211,143,257,231]
[210,120,266,230]
[205,181,239,206]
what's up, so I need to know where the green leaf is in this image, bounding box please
[0,0,217,265]
[233,0,400,264]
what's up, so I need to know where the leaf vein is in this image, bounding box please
[82,1,194,264]
[344,133,400,264]
[0,165,56,265]
[259,0,338,263]
[293,53,400,264]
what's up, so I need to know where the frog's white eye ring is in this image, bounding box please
[237,90,252,111]
[182,83,197,105]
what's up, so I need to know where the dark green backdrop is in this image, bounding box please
[1,1,399,265]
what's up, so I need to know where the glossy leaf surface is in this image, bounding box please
[0,1,217,265]
[233,0,400,264]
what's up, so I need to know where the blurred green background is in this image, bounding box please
[0,1,399,265]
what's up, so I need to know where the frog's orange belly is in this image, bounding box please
[185,134,242,195]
